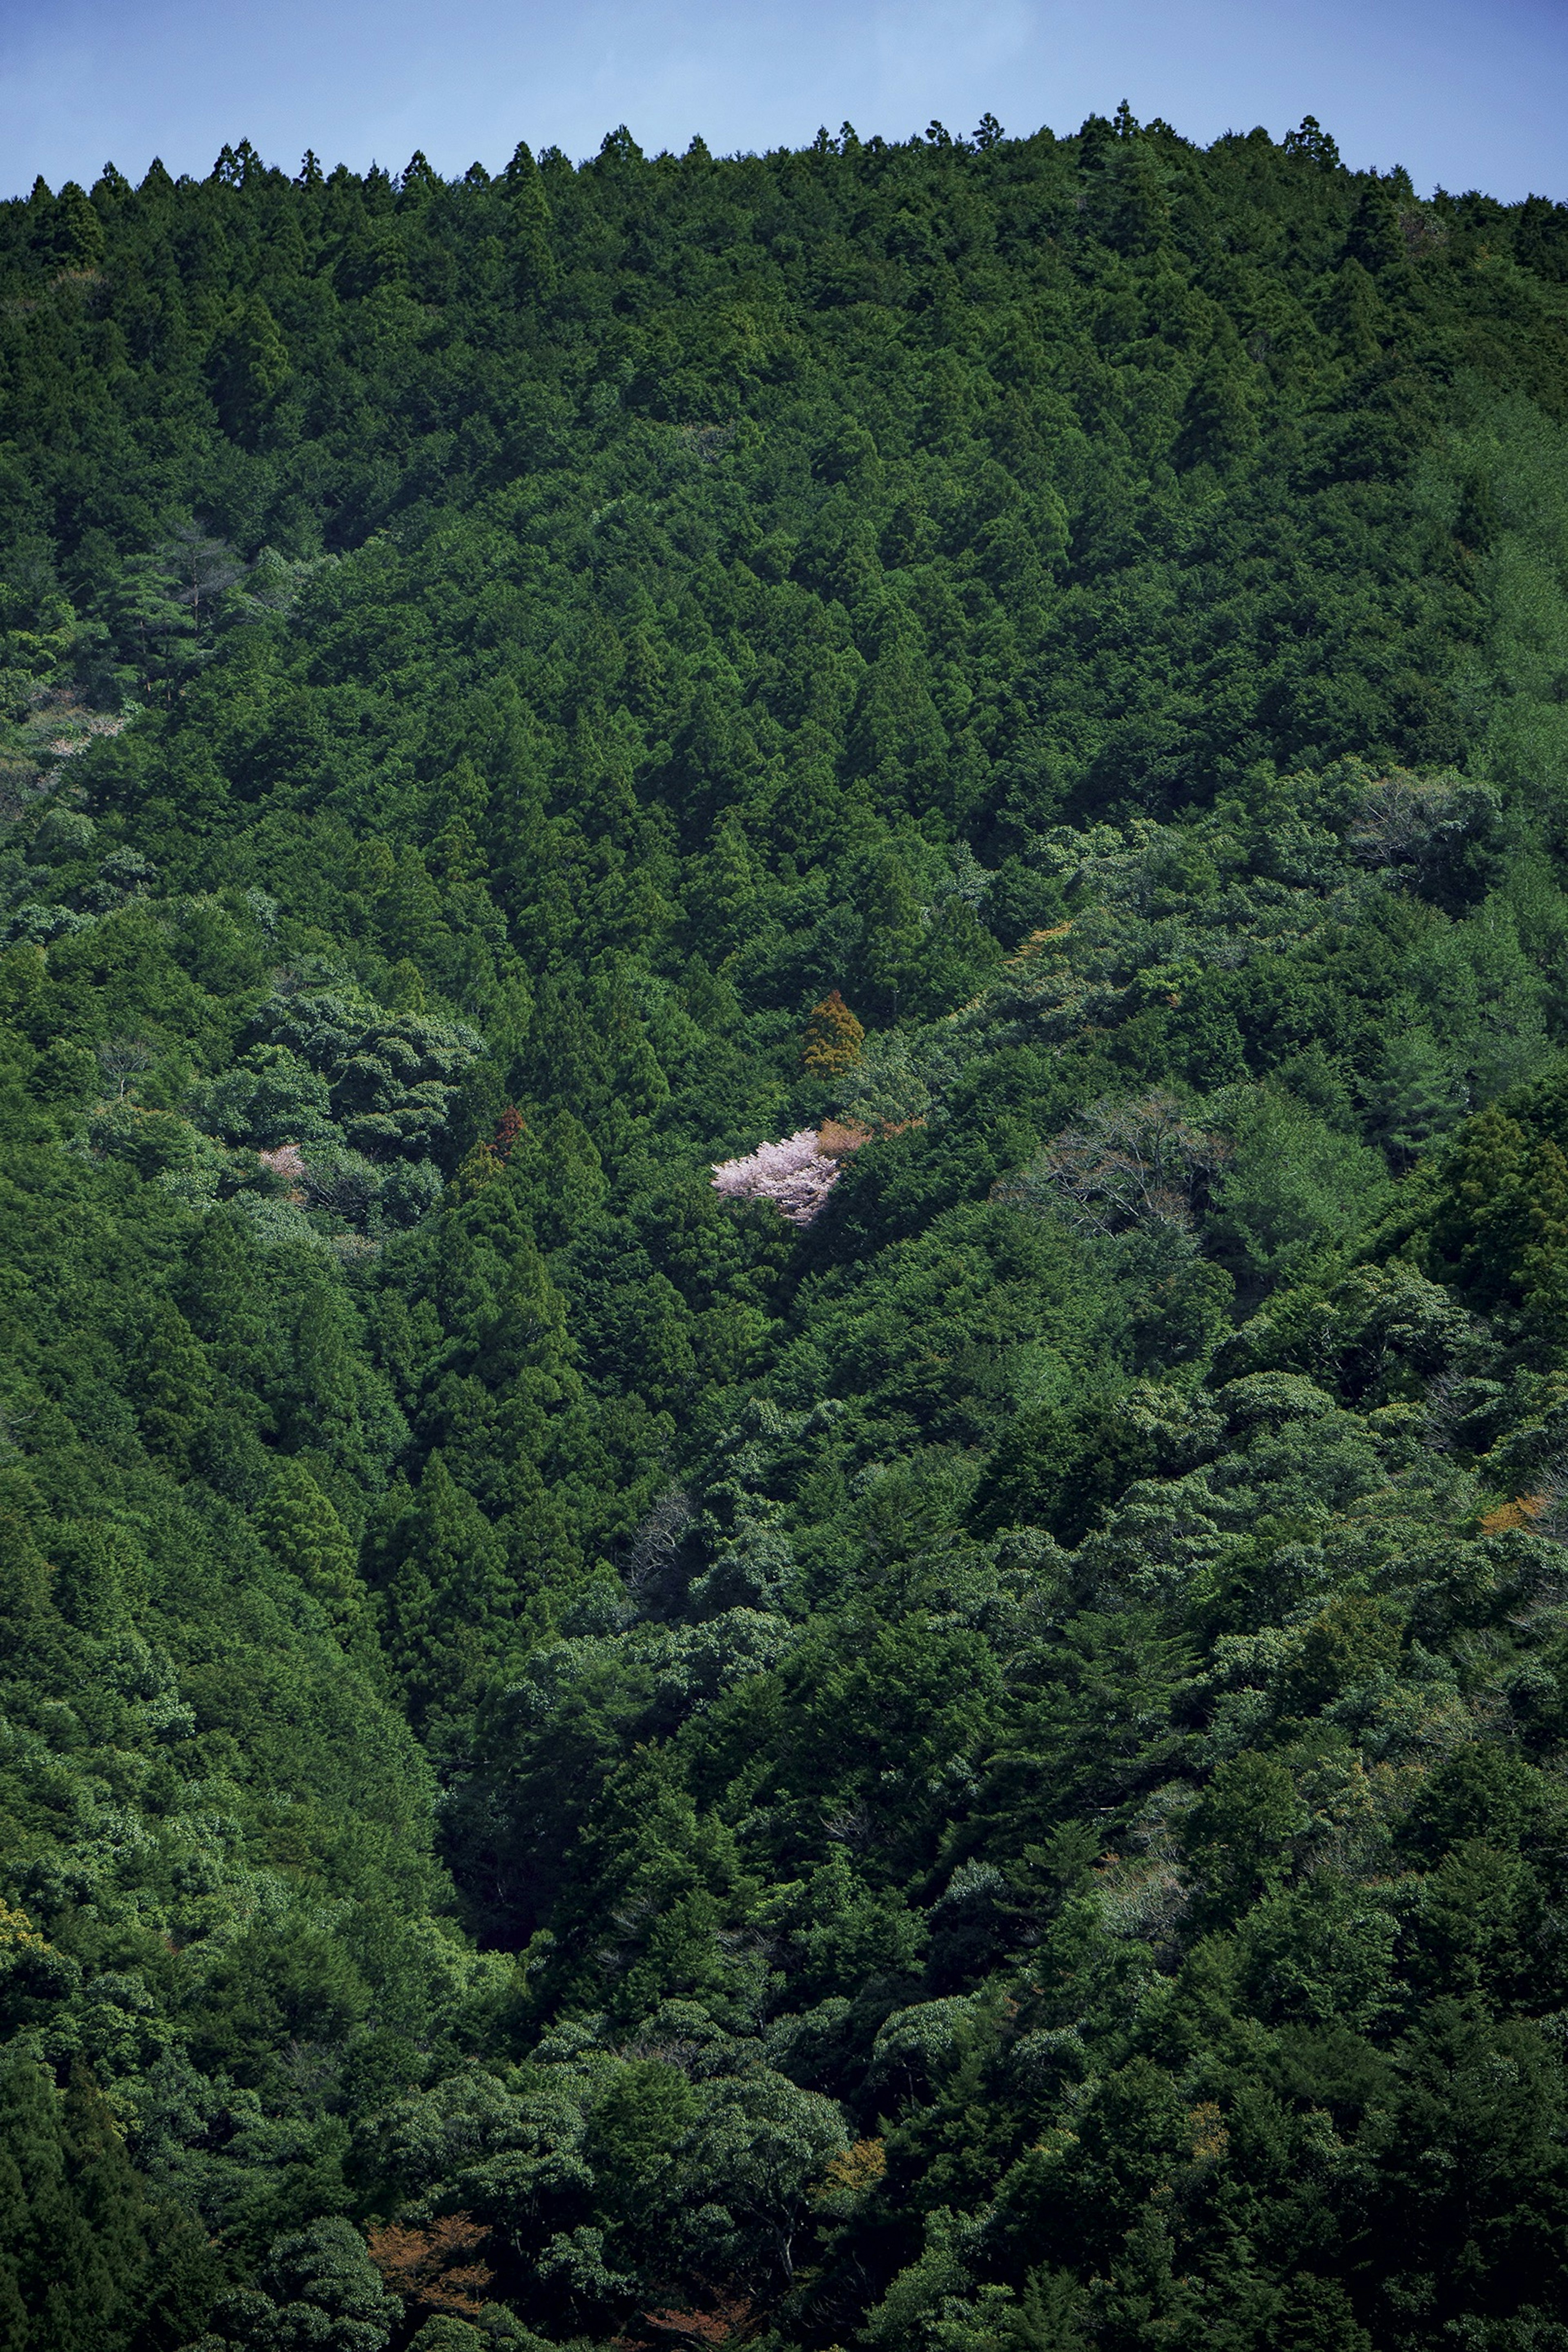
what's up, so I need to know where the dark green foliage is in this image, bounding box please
[0,2054,220,2349]
[4,107,1568,2352]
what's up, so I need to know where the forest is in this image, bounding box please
[4,97,1568,2352]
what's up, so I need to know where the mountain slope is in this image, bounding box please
[3,109,1568,2352]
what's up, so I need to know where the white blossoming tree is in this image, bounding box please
[710,1129,841,1225]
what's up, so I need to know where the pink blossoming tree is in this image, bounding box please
[258,1143,307,1185]
[710,1128,841,1225]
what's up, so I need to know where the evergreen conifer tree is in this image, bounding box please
[503,142,556,302]
[802,990,865,1078]
[256,1460,366,1635]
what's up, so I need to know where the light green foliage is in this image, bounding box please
[256,1461,367,1635]
[1211,1085,1394,1286]
[200,1045,334,1147]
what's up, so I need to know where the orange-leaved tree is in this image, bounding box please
[366,2214,494,2316]
[635,2288,757,2343]
[801,990,864,1079]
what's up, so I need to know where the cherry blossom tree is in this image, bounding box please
[710,1129,841,1225]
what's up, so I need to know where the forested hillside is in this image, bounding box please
[5,104,1568,2352]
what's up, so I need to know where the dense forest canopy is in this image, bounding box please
[6,99,1568,2352]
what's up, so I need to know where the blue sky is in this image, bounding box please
[3,0,1564,205]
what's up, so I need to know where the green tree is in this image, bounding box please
[1177,345,1261,469]
[256,1461,367,1637]
[212,295,291,443]
[503,142,557,302]
[0,2055,219,2350]
[376,1454,514,1740]
[53,182,105,270]
[1183,1752,1309,1918]
[213,2216,401,2352]
[132,1297,213,1470]
[1212,1087,1392,1289]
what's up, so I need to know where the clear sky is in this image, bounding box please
[2,0,1564,206]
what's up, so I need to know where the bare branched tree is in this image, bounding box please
[96,1034,154,1100]
[160,522,246,627]
[997,1090,1229,1236]
[1348,770,1495,869]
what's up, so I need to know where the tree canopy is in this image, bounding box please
[4,103,1568,2352]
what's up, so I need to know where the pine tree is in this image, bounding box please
[256,1460,366,1636]
[0,2056,219,2351]
[1346,182,1405,272]
[132,1300,212,1472]
[376,1454,514,1741]
[212,294,290,443]
[53,182,105,271]
[1176,345,1261,469]
[503,142,556,303]
[100,554,196,699]
[0,1495,53,1622]
[863,851,928,1018]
